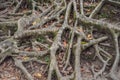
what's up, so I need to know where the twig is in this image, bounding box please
[13,0,23,13]
[89,0,105,18]
[80,0,84,15]
[14,58,34,80]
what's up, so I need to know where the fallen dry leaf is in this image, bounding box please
[22,56,29,60]
[87,34,92,40]
[44,16,48,19]
[78,28,83,32]
[67,66,72,71]
[81,67,85,72]
[24,47,31,51]
[35,46,41,51]
[56,23,62,27]
[86,9,91,12]
[32,18,40,25]
[34,72,42,79]
[63,40,67,47]
[32,21,37,25]
[60,15,64,19]
[58,64,63,68]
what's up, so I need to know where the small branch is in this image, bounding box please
[80,0,84,15]
[0,21,17,28]
[73,0,80,18]
[48,2,73,79]
[82,36,108,50]
[31,0,37,12]
[14,58,34,80]
[91,43,110,79]
[40,5,55,17]
[47,26,65,80]
[94,45,106,63]
[13,49,49,57]
[63,20,76,70]
[33,41,49,49]
[64,1,72,23]
[13,0,23,13]
[98,47,112,59]
[109,32,119,80]
[0,8,8,15]
[78,15,120,32]
[74,37,82,80]
[14,27,59,39]
[107,0,120,6]
[28,15,57,29]
[22,58,47,64]
[89,0,105,18]
[7,11,32,16]
[91,58,109,79]
[0,48,11,64]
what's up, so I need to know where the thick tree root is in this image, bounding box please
[0,0,120,80]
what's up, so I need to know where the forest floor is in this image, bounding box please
[0,0,120,80]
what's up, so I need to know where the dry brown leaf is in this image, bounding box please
[56,23,62,27]
[44,25,48,28]
[32,18,40,26]
[44,16,48,19]
[58,64,63,68]
[61,70,66,73]
[69,19,72,23]
[32,21,37,25]
[60,15,64,19]
[22,56,29,60]
[63,41,67,47]
[58,61,63,64]
[34,72,42,79]
[58,54,63,60]
[24,47,31,51]
[86,9,91,12]
[35,46,41,51]
[81,67,85,72]
[67,66,72,71]
[78,28,83,32]
[87,34,92,40]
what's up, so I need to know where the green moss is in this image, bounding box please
[44,55,50,62]
[98,13,109,18]
[81,41,88,44]
[73,12,76,19]
[38,55,50,63]
[36,35,46,43]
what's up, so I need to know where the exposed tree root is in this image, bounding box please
[0,0,120,80]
